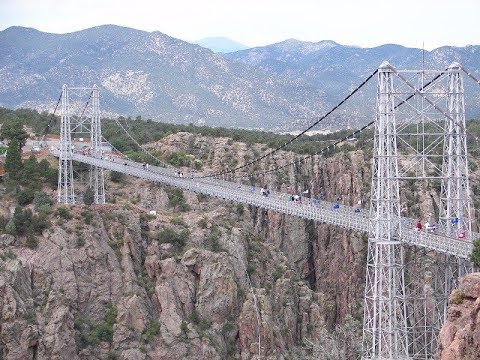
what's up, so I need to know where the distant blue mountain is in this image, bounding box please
[193,37,249,53]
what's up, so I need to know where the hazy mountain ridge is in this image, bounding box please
[226,40,480,120]
[0,25,329,131]
[1,25,480,131]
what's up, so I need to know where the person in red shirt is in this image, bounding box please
[416,220,422,231]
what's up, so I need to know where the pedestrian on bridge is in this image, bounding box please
[416,220,422,232]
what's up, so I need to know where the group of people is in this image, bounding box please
[289,194,302,202]
[416,220,436,233]
[260,187,270,197]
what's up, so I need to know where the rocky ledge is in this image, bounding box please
[439,273,480,359]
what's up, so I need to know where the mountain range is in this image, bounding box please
[1,25,480,131]
[192,37,249,53]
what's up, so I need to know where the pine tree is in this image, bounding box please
[83,187,95,205]
[21,155,41,190]
[4,137,23,180]
[0,115,28,146]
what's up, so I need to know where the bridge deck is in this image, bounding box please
[65,153,475,259]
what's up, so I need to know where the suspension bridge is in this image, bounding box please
[52,61,479,359]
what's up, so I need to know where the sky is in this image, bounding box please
[0,0,479,50]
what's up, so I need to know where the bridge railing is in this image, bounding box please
[56,151,476,259]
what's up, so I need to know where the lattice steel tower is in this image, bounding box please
[58,84,75,204]
[363,61,409,359]
[57,85,105,204]
[362,61,474,359]
[88,85,106,204]
[440,63,472,238]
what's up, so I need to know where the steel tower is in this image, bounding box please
[363,61,409,359]
[88,85,106,204]
[57,84,75,204]
[362,62,474,359]
[440,62,472,237]
[57,85,105,204]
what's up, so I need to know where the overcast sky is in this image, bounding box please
[1,0,479,49]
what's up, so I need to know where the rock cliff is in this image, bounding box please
[439,273,480,360]
[1,131,478,359]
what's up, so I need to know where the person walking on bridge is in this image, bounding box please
[416,220,422,232]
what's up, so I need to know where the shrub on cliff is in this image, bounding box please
[16,188,35,205]
[0,216,7,233]
[110,171,124,183]
[157,227,189,251]
[470,238,480,267]
[74,304,117,348]
[7,207,48,247]
[166,151,190,167]
[56,206,72,220]
[166,188,190,212]
[33,191,52,210]
[143,320,160,340]
[83,188,95,205]
[204,226,222,252]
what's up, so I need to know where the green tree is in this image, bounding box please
[38,158,51,176]
[83,188,95,205]
[157,227,189,251]
[16,188,35,205]
[44,168,58,189]
[110,171,124,183]
[12,207,33,236]
[56,206,72,220]
[33,191,53,211]
[167,188,190,212]
[22,155,41,189]
[0,114,28,146]
[470,238,480,267]
[166,151,190,167]
[4,137,23,179]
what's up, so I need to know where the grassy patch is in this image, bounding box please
[204,226,222,252]
[143,319,160,341]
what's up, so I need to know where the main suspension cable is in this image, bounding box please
[229,121,375,181]
[111,117,173,168]
[200,69,379,178]
[39,91,63,142]
[225,69,448,181]
[461,67,480,147]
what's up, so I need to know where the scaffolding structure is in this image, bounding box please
[362,62,474,359]
[57,85,105,204]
